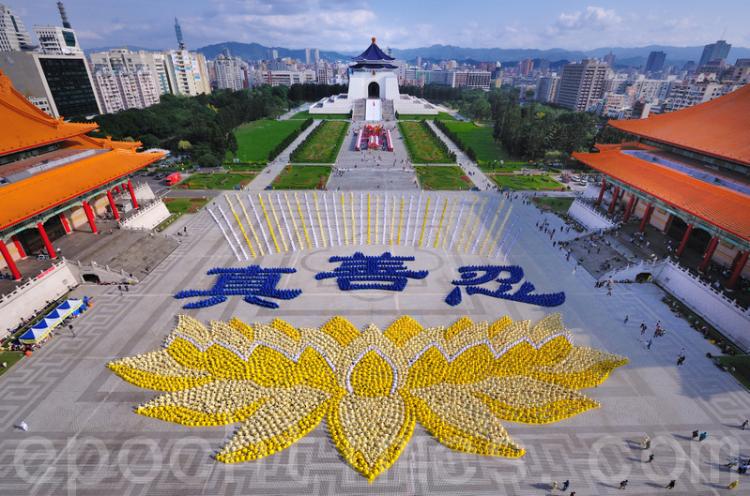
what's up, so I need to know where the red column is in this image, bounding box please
[675,224,693,257]
[622,194,636,222]
[608,187,620,215]
[595,178,606,206]
[0,239,21,280]
[699,236,719,272]
[728,251,748,289]
[37,222,57,259]
[127,180,139,209]
[639,204,654,232]
[59,213,72,234]
[82,201,98,234]
[11,235,26,258]
[107,190,120,220]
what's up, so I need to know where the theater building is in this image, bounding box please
[573,84,750,290]
[0,69,165,281]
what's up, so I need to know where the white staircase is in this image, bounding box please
[352,99,366,121]
[382,99,395,120]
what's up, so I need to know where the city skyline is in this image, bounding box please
[3,0,749,53]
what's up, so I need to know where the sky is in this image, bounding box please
[5,0,749,52]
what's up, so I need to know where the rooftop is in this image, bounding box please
[0,148,164,231]
[0,71,98,157]
[609,83,750,167]
[352,37,395,62]
[573,147,750,243]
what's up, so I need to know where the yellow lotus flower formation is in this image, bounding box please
[108,314,627,481]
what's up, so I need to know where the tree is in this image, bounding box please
[177,140,192,151]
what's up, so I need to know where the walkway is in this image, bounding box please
[327,122,417,191]
[277,102,310,120]
[427,120,495,191]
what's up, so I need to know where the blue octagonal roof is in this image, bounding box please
[353,37,395,62]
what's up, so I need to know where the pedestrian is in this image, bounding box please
[17,420,28,431]
[741,419,749,430]
[699,431,707,441]
[647,453,654,463]
[692,429,700,440]
[561,480,569,491]
[647,338,653,350]
[677,354,686,366]
[618,479,628,489]
[666,479,676,489]
[624,315,629,324]
[551,481,559,490]
[728,480,739,490]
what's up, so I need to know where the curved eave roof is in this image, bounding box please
[0,148,165,231]
[353,41,395,62]
[351,63,399,69]
[609,83,750,167]
[574,148,750,243]
[0,71,98,157]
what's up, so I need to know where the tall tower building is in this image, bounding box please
[645,51,666,73]
[0,3,33,51]
[314,48,320,64]
[174,17,185,50]
[305,48,311,65]
[556,59,608,112]
[57,1,71,29]
[698,40,731,67]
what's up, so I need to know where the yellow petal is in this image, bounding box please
[533,346,628,389]
[383,315,423,347]
[327,391,416,481]
[444,316,474,341]
[108,349,212,391]
[410,385,524,458]
[137,379,267,425]
[321,316,360,347]
[216,385,330,463]
[349,350,395,397]
[473,376,599,424]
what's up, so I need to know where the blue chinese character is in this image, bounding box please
[445,265,565,307]
[175,266,301,309]
[315,252,428,291]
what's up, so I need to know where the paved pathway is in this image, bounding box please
[278,102,310,120]
[327,122,418,191]
[427,120,495,191]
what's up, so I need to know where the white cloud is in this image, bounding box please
[554,6,621,32]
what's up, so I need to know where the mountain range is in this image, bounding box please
[195,42,750,67]
[90,41,750,67]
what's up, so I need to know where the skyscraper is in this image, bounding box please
[645,51,666,73]
[603,51,616,67]
[0,3,32,51]
[174,17,185,50]
[556,60,608,112]
[698,40,731,67]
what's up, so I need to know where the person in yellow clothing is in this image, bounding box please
[728,480,739,490]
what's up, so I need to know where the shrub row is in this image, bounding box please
[268,118,313,161]
[399,121,456,163]
[435,120,476,162]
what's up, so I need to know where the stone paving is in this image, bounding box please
[1,187,749,495]
[327,122,418,191]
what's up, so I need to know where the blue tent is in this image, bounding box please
[19,298,84,344]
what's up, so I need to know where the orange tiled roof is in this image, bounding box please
[609,83,750,166]
[0,148,164,231]
[573,148,750,242]
[0,71,98,157]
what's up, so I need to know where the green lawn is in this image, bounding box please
[233,119,307,163]
[397,112,455,121]
[291,111,350,120]
[164,197,210,215]
[272,165,331,189]
[399,121,454,164]
[479,161,530,173]
[291,121,349,163]
[225,163,267,172]
[489,174,564,191]
[415,166,472,190]
[0,350,23,377]
[177,172,256,190]
[532,196,574,215]
[441,121,511,165]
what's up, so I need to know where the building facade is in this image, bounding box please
[0,4,32,51]
[556,60,609,111]
[164,49,211,96]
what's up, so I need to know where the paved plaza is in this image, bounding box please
[2,186,749,496]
